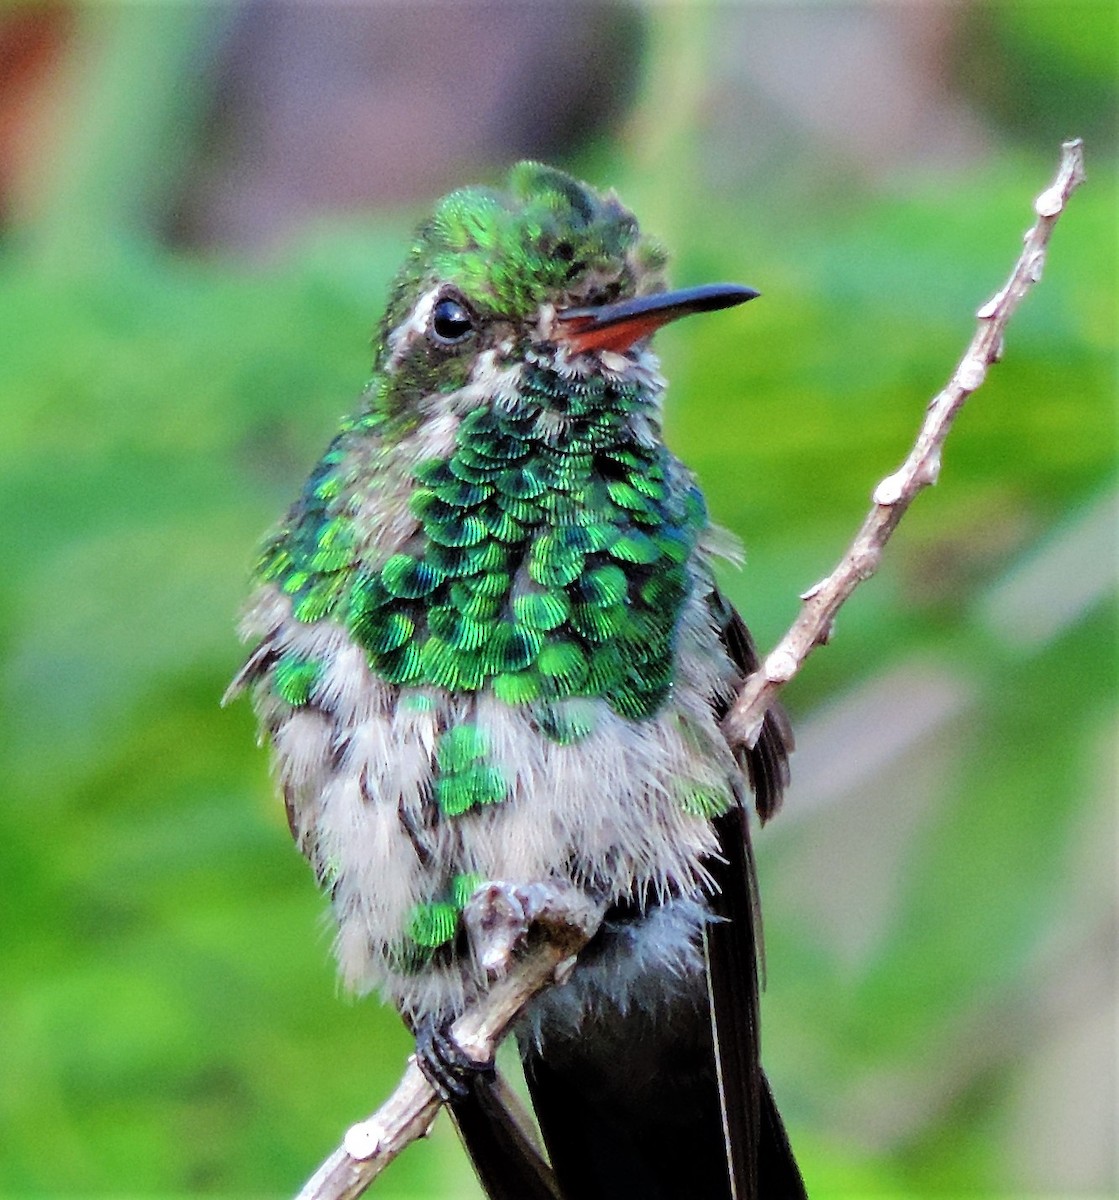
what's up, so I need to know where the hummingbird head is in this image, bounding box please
[370,162,756,426]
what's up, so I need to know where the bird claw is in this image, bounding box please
[415,1016,495,1102]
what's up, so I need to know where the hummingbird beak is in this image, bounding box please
[554,283,759,355]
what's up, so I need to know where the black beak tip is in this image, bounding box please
[554,281,761,347]
[715,283,760,308]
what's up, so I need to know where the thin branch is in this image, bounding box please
[722,138,1087,749]
[295,883,604,1200]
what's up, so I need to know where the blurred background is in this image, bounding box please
[0,2,1114,1196]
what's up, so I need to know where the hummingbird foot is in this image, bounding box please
[415,1016,496,1102]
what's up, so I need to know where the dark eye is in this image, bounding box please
[430,296,474,344]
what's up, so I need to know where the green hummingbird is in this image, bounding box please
[228,162,805,1199]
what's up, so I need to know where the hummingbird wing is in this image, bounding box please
[706,804,806,1199]
[709,588,793,823]
[507,593,804,1200]
[707,589,807,1199]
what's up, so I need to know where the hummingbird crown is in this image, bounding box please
[366,162,670,430]
[379,160,667,347]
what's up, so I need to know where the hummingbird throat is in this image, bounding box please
[270,361,708,738]
[358,363,704,717]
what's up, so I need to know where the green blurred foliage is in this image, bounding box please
[958,0,1118,146]
[0,4,1115,1198]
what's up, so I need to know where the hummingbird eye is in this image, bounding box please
[430,296,475,345]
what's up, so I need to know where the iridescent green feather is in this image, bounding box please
[273,654,321,707]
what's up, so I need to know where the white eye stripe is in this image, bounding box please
[385,286,441,373]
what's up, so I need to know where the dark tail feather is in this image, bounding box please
[449,1074,563,1200]
[522,1001,737,1200]
[757,1071,808,1198]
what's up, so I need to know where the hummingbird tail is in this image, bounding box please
[449,1073,563,1200]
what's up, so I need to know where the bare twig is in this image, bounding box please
[295,883,604,1200]
[722,138,1087,748]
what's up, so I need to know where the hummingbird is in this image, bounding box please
[228,162,806,1200]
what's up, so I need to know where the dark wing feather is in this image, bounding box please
[705,803,763,1199]
[221,638,278,706]
[706,587,807,1199]
[758,1071,810,1196]
[709,587,793,823]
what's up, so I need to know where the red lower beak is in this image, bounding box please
[555,283,758,354]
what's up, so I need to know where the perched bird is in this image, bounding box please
[228,162,806,1200]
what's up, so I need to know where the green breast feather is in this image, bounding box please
[257,362,706,732]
